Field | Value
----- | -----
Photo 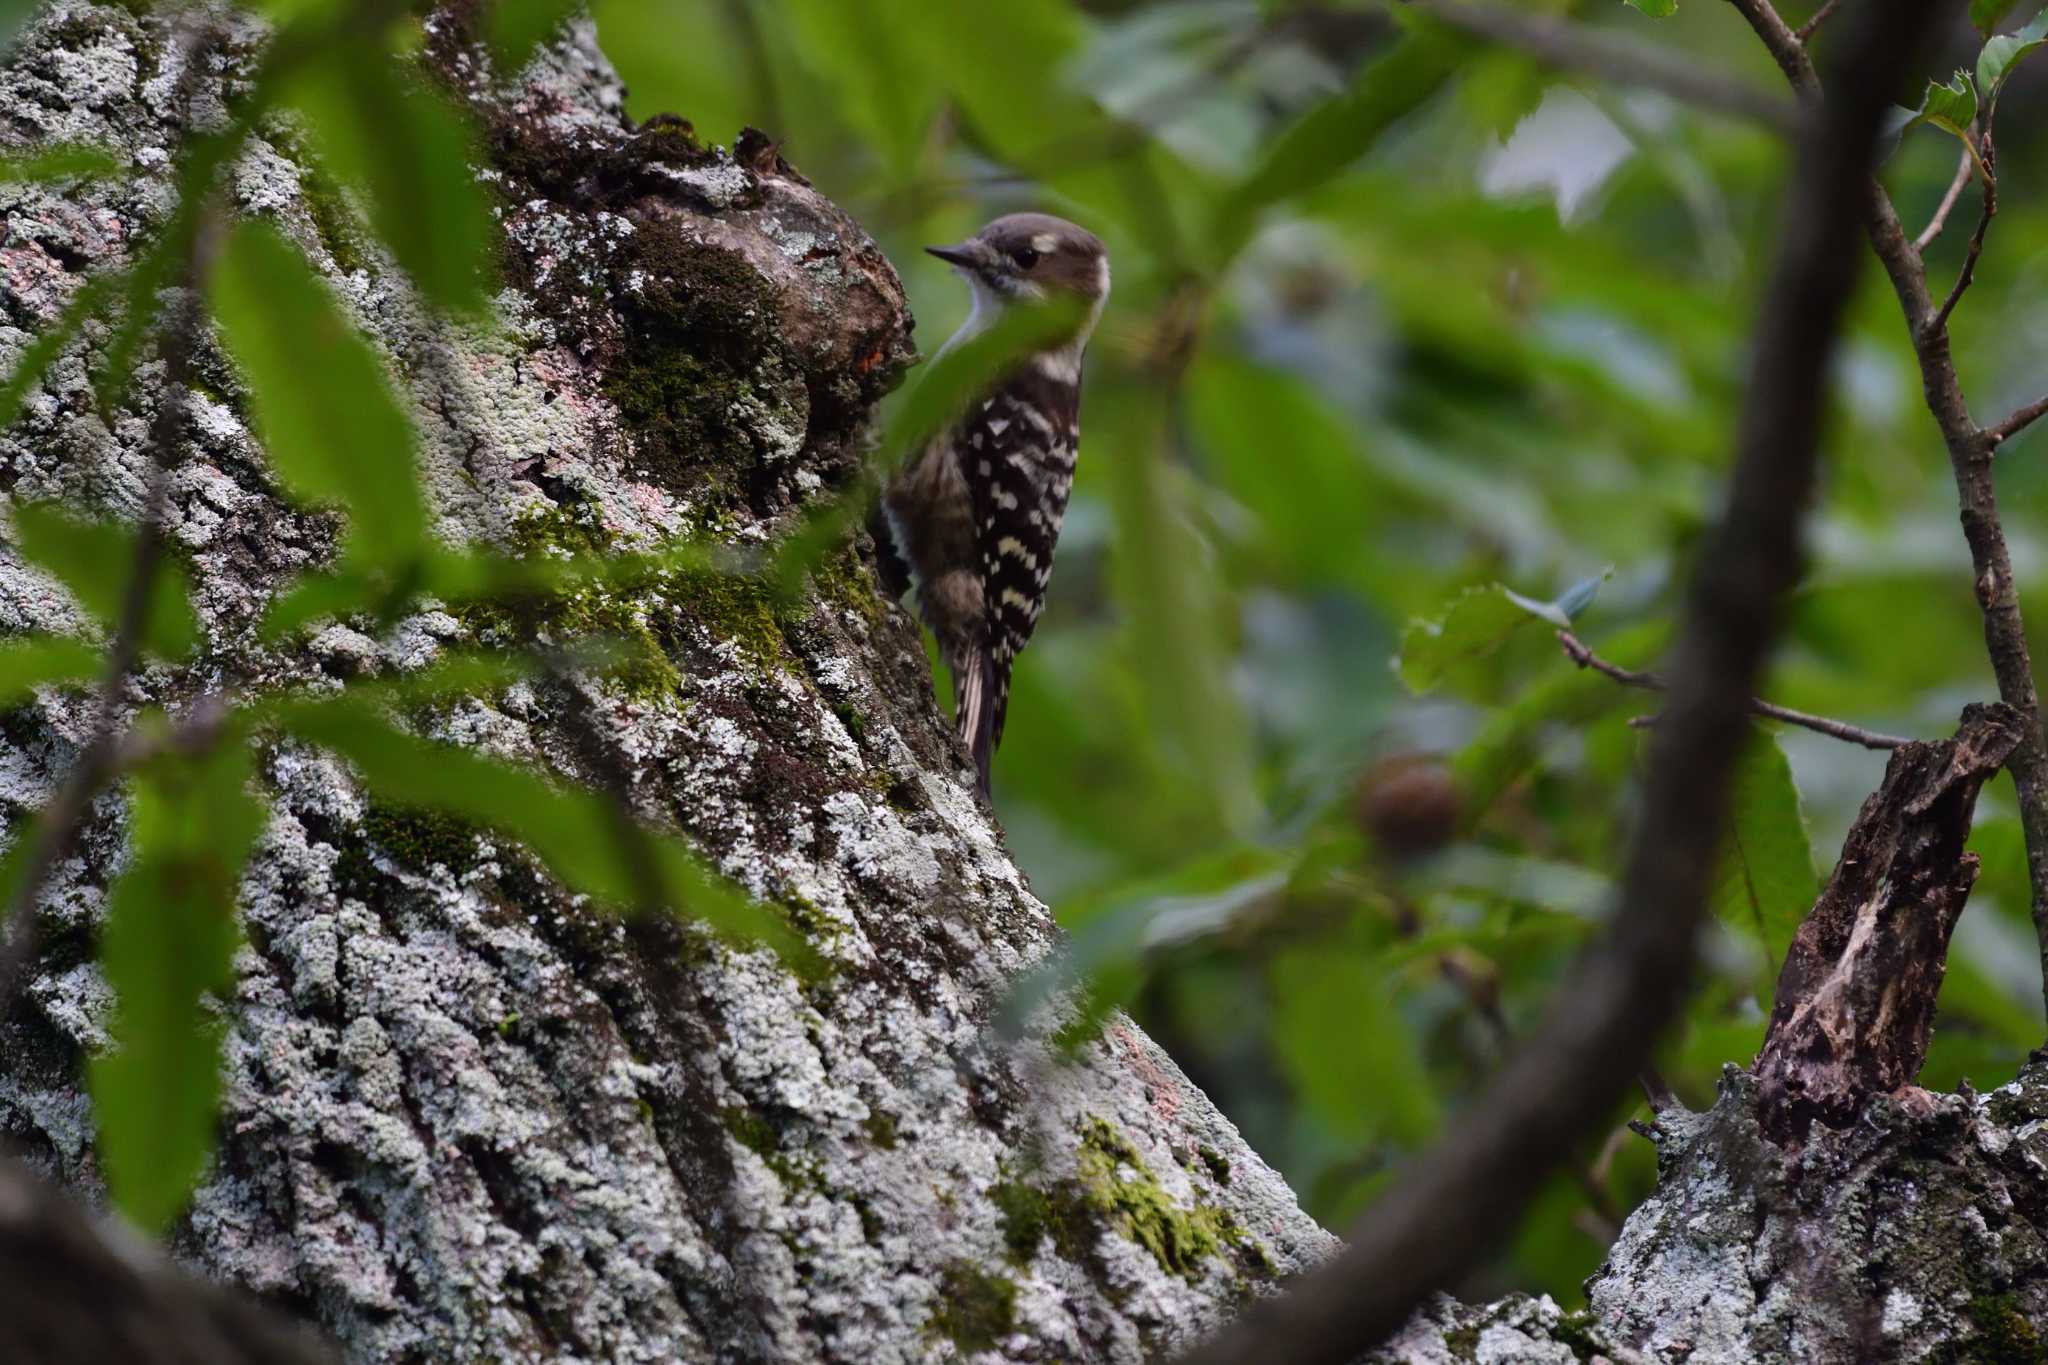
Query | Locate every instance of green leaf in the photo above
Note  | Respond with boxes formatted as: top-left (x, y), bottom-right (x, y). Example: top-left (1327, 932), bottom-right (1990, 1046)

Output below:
top-left (210, 221), bottom-right (428, 567)
top-left (1270, 946), bottom-right (1437, 1146)
top-left (0, 0), bottom-right (37, 51)
top-left (270, 697), bottom-right (804, 961)
top-left (281, 51), bottom-right (493, 313)
top-left (1396, 582), bottom-right (1578, 696)
top-left (892, 0), bottom-right (1090, 164)
top-left (11, 504), bottom-right (199, 658)
top-left (91, 736), bottom-right (266, 1234)
top-left (781, 0), bottom-right (938, 177)
top-left (1451, 621), bottom-right (1666, 821)
top-left (1974, 0), bottom-right (2023, 36)
top-left (1213, 23), bottom-right (1462, 262)
top-left (1978, 12), bottom-right (2048, 100)
top-left (0, 636), bottom-right (101, 703)
top-left (1903, 71), bottom-right (1980, 143)
top-left (490, 0), bottom-right (583, 71)
top-left (0, 268), bottom-right (122, 434)
top-left (1623, 0), bottom-right (1678, 15)
top-left (0, 142), bottom-right (122, 183)
top-left (1708, 731), bottom-right (1818, 998)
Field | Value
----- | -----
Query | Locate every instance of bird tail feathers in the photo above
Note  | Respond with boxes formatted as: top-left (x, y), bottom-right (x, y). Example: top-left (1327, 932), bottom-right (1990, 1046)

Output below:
top-left (954, 646), bottom-right (1001, 801)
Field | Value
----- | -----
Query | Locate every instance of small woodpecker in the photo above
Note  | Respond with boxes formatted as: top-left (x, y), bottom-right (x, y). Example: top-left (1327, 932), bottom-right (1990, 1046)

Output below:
top-left (875, 213), bottom-right (1110, 799)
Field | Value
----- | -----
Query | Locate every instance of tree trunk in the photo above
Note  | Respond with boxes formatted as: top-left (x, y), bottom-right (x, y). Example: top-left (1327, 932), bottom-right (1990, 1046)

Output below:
top-left (0, 6), bottom-right (1334, 1361)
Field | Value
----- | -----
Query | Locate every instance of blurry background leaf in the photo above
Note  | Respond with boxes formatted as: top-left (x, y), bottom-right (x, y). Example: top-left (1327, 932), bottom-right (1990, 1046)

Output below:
top-left (1979, 11), bottom-right (2048, 101)
top-left (90, 738), bottom-right (266, 1234)
top-left (0, 142), bottom-right (122, 182)
top-left (490, 0), bottom-right (583, 72)
top-left (0, 637), bottom-right (102, 704)
top-left (1975, 0), bottom-right (2025, 35)
top-left (271, 697), bottom-right (800, 959)
top-left (10, 504), bottom-right (199, 658)
top-left (1707, 731), bottom-right (1819, 999)
top-left (280, 49), bottom-right (493, 313)
top-left (210, 221), bottom-right (428, 568)
top-left (1270, 944), bottom-right (1438, 1148)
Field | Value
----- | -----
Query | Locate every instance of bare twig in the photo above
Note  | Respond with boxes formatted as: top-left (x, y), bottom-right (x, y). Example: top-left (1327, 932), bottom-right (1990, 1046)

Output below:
top-left (1794, 0), bottom-right (1843, 41)
top-left (1734, 0), bottom-right (2048, 1015)
top-left (1915, 145), bottom-right (1977, 251)
top-left (1416, 0), bottom-right (1799, 130)
top-left (1929, 136), bottom-right (1996, 337)
top-left (1557, 630), bottom-right (1911, 749)
top-left (1175, 5), bottom-right (1940, 1361)
top-left (1988, 395), bottom-right (2048, 448)
top-left (1727, 0), bottom-right (1821, 95)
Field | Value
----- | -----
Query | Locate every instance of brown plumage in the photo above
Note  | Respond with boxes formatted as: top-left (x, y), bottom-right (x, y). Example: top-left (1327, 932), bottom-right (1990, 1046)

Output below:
top-left (876, 213), bottom-right (1109, 799)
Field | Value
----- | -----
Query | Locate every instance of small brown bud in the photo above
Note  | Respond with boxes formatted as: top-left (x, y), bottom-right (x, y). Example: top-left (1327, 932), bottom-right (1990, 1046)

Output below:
top-left (1355, 754), bottom-right (1461, 859)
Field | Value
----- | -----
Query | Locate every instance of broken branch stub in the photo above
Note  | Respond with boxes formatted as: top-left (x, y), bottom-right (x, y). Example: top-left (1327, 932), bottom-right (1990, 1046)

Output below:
top-left (1755, 702), bottom-right (2023, 1145)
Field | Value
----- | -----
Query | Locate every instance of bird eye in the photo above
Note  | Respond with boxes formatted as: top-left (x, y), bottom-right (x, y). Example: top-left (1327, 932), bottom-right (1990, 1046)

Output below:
top-left (1011, 247), bottom-right (1040, 270)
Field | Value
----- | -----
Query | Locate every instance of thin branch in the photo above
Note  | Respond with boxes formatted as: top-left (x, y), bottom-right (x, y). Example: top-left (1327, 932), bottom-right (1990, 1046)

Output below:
top-left (1794, 0), bottom-right (1843, 41)
top-left (0, 1153), bottom-right (338, 1364)
top-left (1727, 0), bottom-right (1821, 96)
top-left (1557, 630), bottom-right (1911, 749)
top-left (1929, 135), bottom-right (1996, 337)
top-left (1176, 4), bottom-right (1940, 1361)
top-left (1915, 145), bottom-right (1977, 251)
top-left (1415, 0), bottom-right (1800, 130)
top-left (1735, 0), bottom-right (2048, 1016)
top-left (1988, 395), bottom-right (2048, 448)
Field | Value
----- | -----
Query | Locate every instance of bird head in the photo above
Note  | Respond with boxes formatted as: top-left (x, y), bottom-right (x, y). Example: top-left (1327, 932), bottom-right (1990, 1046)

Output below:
top-left (926, 213), bottom-right (1109, 317)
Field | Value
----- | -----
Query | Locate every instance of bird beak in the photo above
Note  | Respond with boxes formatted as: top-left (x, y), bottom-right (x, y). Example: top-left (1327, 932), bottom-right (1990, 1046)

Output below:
top-left (925, 241), bottom-right (984, 270)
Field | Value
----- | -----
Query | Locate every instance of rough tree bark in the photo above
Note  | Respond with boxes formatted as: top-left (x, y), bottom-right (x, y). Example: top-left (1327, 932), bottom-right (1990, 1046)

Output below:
top-left (0, 6), bottom-right (1335, 1361)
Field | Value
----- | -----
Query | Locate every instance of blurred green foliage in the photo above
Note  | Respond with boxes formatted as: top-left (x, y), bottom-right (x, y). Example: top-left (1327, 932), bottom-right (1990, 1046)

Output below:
top-left (5, 0), bottom-right (2048, 1313)
top-left (594, 0), bottom-right (2048, 1302)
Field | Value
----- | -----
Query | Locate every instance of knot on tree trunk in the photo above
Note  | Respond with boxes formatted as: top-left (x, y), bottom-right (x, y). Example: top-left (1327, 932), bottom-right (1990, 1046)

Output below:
top-left (1755, 701), bottom-right (2024, 1146)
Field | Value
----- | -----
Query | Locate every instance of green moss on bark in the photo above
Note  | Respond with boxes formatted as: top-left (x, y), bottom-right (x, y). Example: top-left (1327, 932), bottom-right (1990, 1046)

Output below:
top-left (929, 1262), bottom-right (1018, 1354)
top-left (604, 218), bottom-right (808, 504)
top-left (992, 1118), bottom-right (1266, 1284)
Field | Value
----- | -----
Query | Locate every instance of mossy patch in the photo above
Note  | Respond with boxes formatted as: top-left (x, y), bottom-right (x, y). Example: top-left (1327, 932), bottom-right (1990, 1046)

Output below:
top-left (297, 158), bottom-right (371, 276)
top-left (459, 502), bottom-right (685, 703)
top-left (1963, 1293), bottom-right (2047, 1365)
top-left (993, 1119), bottom-right (1262, 1283)
top-left (670, 566), bottom-right (794, 670)
top-left (334, 804), bottom-right (482, 893)
top-left (861, 1109), bottom-right (899, 1149)
top-left (603, 217), bottom-right (808, 505)
top-left (928, 1261), bottom-right (1017, 1355)
top-left (1078, 1118), bottom-right (1254, 1279)
top-left (721, 1106), bottom-right (810, 1187)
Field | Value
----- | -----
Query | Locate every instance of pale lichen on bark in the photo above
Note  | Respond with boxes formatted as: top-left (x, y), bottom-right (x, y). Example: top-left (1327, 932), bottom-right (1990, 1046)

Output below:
top-left (0, 5), bottom-right (1334, 1361)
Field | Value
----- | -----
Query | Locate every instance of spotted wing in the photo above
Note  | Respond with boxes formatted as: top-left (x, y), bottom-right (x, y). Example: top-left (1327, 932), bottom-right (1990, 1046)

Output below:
top-left (967, 369), bottom-right (1081, 751)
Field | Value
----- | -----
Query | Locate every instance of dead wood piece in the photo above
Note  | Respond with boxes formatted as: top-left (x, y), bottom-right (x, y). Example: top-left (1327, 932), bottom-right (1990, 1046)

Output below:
top-left (1755, 702), bottom-right (2023, 1145)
